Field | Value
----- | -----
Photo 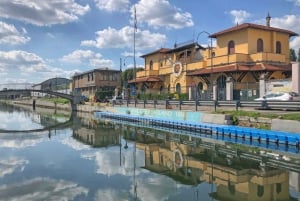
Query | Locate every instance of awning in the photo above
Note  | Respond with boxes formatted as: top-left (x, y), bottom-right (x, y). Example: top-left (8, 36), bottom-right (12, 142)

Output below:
top-left (187, 63), bottom-right (292, 76)
top-left (128, 76), bottom-right (162, 84)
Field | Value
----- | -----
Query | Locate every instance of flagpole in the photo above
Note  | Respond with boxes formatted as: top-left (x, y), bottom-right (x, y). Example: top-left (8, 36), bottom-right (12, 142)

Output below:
top-left (133, 6), bottom-right (137, 98)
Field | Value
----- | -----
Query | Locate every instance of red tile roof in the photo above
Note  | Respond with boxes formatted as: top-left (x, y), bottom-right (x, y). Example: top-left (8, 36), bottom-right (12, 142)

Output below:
top-left (128, 76), bottom-right (162, 83)
top-left (140, 48), bottom-right (170, 58)
top-left (210, 23), bottom-right (298, 38)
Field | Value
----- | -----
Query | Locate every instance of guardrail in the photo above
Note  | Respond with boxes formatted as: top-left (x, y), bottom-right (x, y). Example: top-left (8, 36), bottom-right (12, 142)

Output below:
top-left (111, 99), bottom-right (300, 111)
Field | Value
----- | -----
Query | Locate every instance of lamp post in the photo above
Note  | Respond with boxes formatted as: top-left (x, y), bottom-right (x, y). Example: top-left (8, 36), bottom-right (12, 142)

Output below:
top-left (123, 55), bottom-right (135, 99)
top-left (196, 31), bottom-right (213, 100)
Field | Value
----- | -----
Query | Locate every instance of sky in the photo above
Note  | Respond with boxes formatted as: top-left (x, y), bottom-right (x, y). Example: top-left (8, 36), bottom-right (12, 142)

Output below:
top-left (0, 0), bottom-right (300, 86)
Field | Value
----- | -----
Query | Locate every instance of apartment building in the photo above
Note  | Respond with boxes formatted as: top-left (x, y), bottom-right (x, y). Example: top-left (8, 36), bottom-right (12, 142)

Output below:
top-left (72, 68), bottom-right (121, 100)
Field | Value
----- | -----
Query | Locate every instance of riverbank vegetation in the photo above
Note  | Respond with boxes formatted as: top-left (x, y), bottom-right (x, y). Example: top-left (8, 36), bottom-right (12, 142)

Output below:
top-left (215, 110), bottom-right (300, 121)
top-left (40, 97), bottom-right (69, 104)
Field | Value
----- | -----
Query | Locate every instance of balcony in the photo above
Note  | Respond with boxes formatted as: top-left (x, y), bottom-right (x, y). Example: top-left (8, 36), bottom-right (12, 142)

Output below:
top-left (207, 52), bottom-right (286, 67)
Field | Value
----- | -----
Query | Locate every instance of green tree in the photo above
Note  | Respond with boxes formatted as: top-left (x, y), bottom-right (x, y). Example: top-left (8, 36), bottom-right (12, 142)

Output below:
top-left (290, 48), bottom-right (297, 61)
top-left (121, 67), bottom-right (144, 88)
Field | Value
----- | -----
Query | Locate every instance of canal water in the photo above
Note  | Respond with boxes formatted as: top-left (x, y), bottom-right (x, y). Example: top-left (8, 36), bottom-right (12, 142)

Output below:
top-left (0, 102), bottom-right (300, 201)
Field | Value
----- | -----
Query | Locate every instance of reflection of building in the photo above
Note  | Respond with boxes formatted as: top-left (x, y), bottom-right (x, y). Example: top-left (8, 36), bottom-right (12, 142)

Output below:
top-left (290, 172), bottom-right (300, 192)
top-left (130, 14), bottom-right (298, 101)
top-left (72, 118), bottom-right (120, 147)
top-left (72, 68), bottom-right (121, 99)
top-left (134, 127), bottom-right (295, 201)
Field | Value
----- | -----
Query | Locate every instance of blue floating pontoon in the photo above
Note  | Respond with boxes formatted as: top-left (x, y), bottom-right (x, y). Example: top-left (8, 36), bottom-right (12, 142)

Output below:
top-left (96, 111), bottom-right (300, 151)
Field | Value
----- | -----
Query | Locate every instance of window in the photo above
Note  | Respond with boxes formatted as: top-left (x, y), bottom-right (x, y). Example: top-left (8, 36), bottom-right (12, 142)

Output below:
top-left (276, 183), bottom-right (282, 194)
top-left (276, 41), bottom-right (282, 54)
top-left (149, 60), bottom-right (153, 70)
top-left (228, 40), bottom-right (235, 54)
top-left (257, 38), bottom-right (264, 52)
top-left (257, 185), bottom-right (264, 197)
top-left (176, 83), bottom-right (181, 94)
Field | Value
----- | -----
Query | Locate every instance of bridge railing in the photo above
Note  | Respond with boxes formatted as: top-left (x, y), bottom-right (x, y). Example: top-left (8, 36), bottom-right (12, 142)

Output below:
top-left (111, 99), bottom-right (300, 111)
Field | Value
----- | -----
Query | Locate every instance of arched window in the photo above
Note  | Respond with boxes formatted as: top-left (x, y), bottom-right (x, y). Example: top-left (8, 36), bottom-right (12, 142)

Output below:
top-left (228, 40), bottom-right (235, 54)
top-left (197, 82), bottom-right (203, 92)
top-left (217, 75), bottom-right (226, 100)
top-left (257, 38), bottom-right (264, 52)
top-left (176, 83), bottom-right (181, 94)
top-left (276, 183), bottom-right (282, 194)
top-left (149, 60), bottom-right (153, 70)
top-left (257, 185), bottom-right (264, 197)
top-left (276, 41), bottom-right (282, 54)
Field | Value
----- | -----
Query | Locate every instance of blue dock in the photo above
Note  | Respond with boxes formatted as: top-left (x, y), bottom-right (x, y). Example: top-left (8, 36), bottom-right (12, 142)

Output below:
top-left (96, 111), bottom-right (300, 151)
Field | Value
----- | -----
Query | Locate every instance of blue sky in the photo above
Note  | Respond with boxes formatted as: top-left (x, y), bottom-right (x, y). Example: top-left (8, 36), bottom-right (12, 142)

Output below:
top-left (0, 0), bottom-right (300, 85)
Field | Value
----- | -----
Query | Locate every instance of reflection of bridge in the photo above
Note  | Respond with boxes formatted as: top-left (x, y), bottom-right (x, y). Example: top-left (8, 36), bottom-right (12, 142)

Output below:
top-left (0, 117), bottom-right (74, 133)
top-left (0, 89), bottom-right (81, 111)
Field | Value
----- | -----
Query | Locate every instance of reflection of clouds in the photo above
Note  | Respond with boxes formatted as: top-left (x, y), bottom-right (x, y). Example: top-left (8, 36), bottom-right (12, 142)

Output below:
top-left (134, 175), bottom-right (181, 201)
top-left (0, 157), bottom-right (28, 177)
top-left (81, 145), bottom-right (145, 176)
top-left (94, 189), bottom-right (130, 201)
top-left (0, 112), bottom-right (43, 130)
top-left (0, 133), bottom-right (45, 149)
top-left (61, 137), bottom-right (91, 151)
top-left (0, 177), bottom-right (88, 201)
top-left (93, 169), bottom-right (184, 201)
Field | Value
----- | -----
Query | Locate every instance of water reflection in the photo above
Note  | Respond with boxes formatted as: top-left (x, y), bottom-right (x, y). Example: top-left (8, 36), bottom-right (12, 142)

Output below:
top-left (0, 102), bottom-right (71, 132)
top-left (0, 103), bottom-right (299, 200)
top-left (73, 114), bottom-right (300, 201)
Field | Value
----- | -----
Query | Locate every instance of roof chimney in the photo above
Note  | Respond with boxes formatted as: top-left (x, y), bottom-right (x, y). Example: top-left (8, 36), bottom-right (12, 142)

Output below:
top-left (266, 12), bottom-right (271, 27)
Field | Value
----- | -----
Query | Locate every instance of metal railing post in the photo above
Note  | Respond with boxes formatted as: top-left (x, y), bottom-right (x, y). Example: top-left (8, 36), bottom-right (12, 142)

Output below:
top-left (179, 100), bottom-right (182, 110)
top-left (214, 100), bottom-right (218, 112)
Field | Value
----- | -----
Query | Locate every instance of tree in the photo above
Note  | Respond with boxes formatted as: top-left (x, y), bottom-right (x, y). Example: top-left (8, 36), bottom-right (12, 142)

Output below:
top-left (290, 48), bottom-right (297, 62)
top-left (298, 48), bottom-right (300, 62)
top-left (121, 67), bottom-right (144, 88)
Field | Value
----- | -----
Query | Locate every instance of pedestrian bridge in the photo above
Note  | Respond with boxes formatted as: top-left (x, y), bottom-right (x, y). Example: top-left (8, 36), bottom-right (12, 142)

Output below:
top-left (0, 89), bottom-right (81, 111)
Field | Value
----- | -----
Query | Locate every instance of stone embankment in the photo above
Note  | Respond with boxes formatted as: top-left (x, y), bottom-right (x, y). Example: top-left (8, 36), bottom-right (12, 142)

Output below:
top-left (5, 98), bottom-right (300, 134)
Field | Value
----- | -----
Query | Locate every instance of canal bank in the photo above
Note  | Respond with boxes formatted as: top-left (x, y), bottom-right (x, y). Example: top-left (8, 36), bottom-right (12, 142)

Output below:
top-left (4, 98), bottom-right (300, 134)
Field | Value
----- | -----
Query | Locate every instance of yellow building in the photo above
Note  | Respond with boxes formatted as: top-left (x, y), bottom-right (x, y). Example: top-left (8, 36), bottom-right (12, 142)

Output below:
top-left (129, 14), bottom-right (298, 100)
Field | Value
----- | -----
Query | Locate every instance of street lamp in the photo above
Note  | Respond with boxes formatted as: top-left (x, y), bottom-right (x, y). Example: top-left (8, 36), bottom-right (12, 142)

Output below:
top-left (196, 31), bottom-right (213, 100)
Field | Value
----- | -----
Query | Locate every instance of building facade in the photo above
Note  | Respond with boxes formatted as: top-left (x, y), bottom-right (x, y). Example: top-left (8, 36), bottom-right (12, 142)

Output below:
top-left (72, 68), bottom-right (121, 100)
top-left (130, 14), bottom-right (298, 101)
top-left (32, 77), bottom-right (72, 97)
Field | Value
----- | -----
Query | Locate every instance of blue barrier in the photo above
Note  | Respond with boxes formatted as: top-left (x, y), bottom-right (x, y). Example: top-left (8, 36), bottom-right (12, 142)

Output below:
top-left (96, 111), bottom-right (300, 150)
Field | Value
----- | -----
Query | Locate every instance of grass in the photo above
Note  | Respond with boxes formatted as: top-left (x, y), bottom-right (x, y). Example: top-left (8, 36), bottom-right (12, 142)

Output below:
top-left (40, 97), bottom-right (70, 104)
top-left (214, 110), bottom-right (300, 121)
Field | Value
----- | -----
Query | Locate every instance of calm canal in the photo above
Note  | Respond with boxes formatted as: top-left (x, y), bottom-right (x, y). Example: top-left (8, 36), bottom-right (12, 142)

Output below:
top-left (0, 102), bottom-right (300, 201)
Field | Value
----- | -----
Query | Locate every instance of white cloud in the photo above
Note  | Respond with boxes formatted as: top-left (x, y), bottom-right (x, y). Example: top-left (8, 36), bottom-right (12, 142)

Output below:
top-left (229, 10), bottom-right (251, 24)
top-left (81, 147), bottom-right (145, 176)
top-left (133, 0), bottom-right (194, 29)
top-left (94, 189), bottom-right (130, 201)
top-left (0, 157), bottom-right (28, 178)
top-left (81, 26), bottom-right (167, 50)
top-left (0, 21), bottom-right (30, 45)
top-left (270, 15), bottom-right (300, 34)
top-left (0, 177), bottom-right (88, 201)
top-left (61, 137), bottom-right (91, 151)
top-left (286, 0), bottom-right (300, 6)
top-left (0, 50), bottom-right (47, 73)
top-left (0, 50), bottom-right (80, 83)
top-left (262, 15), bottom-right (300, 51)
top-left (0, 1), bottom-right (90, 26)
top-left (95, 0), bottom-right (130, 12)
top-left (61, 50), bottom-right (113, 68)
top-left (291, 37), bottom-right (300, 51)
